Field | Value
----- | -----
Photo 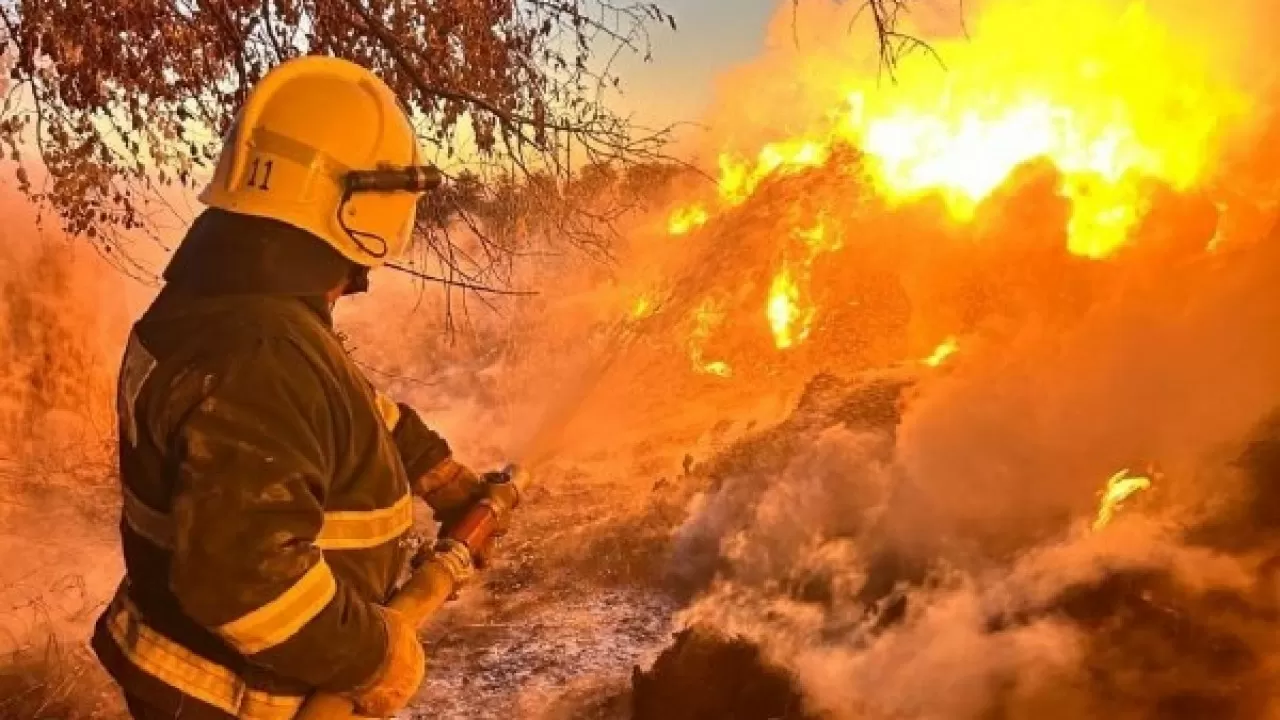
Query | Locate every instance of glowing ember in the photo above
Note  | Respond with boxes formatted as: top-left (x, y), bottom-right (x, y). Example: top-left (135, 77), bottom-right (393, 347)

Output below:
top-left (668, 205), bottom-right (709, 235)
top-left (630, 295), bottom-right (656, 320)
top-left (1092, 468), bottom-right (1152, 531)
top-left (690, 299), bottom-right (732, 377)
top-left (922, 337), bottom-right (959, 367)
top-left (701, 360), bottom-right (732, 378)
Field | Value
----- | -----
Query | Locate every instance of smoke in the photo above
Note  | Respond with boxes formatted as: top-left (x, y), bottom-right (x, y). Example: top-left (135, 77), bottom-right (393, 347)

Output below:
top-left (0, 191), bottom-right (134, 716)
top-left (314, 3), bottom-right (1280, 716)
top-left (1, 3), bottom-right (1276, 716)
top-left (891, 231), bottom-right (1280, 553)
top-left (0, 196), bottom-right (129, 462)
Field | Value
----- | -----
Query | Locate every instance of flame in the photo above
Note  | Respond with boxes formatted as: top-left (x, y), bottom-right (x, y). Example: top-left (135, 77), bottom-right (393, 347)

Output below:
top-left (767, 266), bottom-right (808, 350)
top-left (719, 140), bottom-right (830, 205)
top-left (682, 0), bottom-right (1247, 260)
top-left (923, 337), bottom-right (959, 367)
top-left (1092, 468), bottom-right (1152, 531)
top-left (765, 220), bottom-right (839, 349)
top-left (700, 360), bottom-right (733, 378)
top-left (662, 0), bottom-right (1252, 363)
top-left (690, 299), bottom-right (733, 377)
top-left (850, 0), bottom-right (1247, 257)
top-left (668, 205), bottom-right (709, 235)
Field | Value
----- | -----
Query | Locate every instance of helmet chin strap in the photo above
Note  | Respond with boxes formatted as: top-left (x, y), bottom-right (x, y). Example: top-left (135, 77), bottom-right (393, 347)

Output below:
top-left (335, 189), bottom-right (391, 261)
top-left (336, 164), bottom-right (442, 264)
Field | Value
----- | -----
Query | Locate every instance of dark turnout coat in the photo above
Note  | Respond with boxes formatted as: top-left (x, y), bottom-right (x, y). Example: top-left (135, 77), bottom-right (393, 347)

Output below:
top-left (92, 211), bottom-right (470, 719)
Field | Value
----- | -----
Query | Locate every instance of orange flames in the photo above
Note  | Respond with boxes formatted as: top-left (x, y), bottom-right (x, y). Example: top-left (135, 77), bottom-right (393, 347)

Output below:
top-left (668, 205), bottom-right (709, 236)
top-left (630, 295), bottom-right (656, 320)
top-left (765, 220), bottom-right (841, 349)
top-left (766, 267), bottom-right (806, 350)
top-left (843, 0), bottom-right (1247, 258)
top-left (719, 141), bottom-right (829, 206)
top-left (661, 0), bottom-right (1253, 372)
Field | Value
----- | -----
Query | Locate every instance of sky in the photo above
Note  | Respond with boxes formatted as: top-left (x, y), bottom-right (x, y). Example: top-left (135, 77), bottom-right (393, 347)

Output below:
top-left (609, 0), bottom-right (781, 128)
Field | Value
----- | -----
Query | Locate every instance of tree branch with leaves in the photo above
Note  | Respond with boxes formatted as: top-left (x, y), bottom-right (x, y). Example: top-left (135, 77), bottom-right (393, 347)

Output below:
top-left (0, 0), bottom-right (680, 292)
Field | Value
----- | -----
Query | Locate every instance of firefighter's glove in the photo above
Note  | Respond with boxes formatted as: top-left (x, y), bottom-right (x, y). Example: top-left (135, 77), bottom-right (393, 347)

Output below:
top-left (414, 457), bottom-right (485, 533)
top-left (350, 607), bottom-right (425, 717)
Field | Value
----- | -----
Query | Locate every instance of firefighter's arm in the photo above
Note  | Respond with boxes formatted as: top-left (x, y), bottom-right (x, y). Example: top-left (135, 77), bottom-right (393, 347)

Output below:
top-left (388, 402), bottom-right (485, 530)
top-left (166, 338), bottom-right (398, 693)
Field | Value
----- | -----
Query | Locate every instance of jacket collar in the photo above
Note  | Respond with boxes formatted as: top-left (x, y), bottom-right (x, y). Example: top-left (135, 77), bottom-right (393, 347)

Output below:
top-left (162, 209), bottom-right (355, 327)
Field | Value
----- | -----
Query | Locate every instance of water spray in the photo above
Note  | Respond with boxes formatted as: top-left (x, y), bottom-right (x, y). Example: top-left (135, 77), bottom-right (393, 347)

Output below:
top-left (296, 307), bottom-right (651, 720)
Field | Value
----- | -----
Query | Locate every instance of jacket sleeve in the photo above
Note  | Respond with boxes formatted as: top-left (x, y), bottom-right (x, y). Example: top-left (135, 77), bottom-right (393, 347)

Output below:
top-left (166, 337), bottom-right (387, 692)
top-left (390, 404), bottom-right (484, 528)
top-left (389, 402), bottom-right (451, 480)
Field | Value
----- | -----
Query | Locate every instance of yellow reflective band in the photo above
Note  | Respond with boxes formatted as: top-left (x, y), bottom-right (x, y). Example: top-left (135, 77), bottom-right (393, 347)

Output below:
top-left (314, 493), bottom-right (414, 551)
top-left (217, 560), bottom-right (338, 656)
top-left (121, 485), bottom-right (174, 549)
top-left (241, 690), bottom-right (306, 720)
top-left (104, 590), bottom-right (304, 719)
top-left (374, 391), bottom-right (402, 432)
top-left (121, 487), bottom-right (411, 554)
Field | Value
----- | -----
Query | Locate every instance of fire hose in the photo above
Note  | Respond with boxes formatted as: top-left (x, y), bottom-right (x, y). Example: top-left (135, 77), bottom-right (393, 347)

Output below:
top-left (295, 464), bottom-right (528, 720)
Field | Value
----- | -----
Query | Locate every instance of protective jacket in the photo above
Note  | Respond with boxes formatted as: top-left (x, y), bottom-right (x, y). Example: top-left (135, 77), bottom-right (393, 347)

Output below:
top-left (92, 210), bottom-right (475, 719)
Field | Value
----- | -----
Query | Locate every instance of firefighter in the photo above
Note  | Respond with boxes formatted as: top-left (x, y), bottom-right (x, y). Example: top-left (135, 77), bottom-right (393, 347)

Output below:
top-left (91, 56), bottom-right (486, 719)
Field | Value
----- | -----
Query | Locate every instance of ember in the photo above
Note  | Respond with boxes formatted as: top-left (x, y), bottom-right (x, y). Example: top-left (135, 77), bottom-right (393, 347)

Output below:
top-left (1092, 468), bottom-right (1153, 531)
top-left (922, 337), bottom-right (959, 368)
top-left (668, 205), bottom-right (709, 236)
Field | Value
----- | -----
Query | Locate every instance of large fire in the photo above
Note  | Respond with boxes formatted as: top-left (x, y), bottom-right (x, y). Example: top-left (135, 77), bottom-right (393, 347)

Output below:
top-left (844, 0), bottom-right (1248, 258)
top-left (663, 0), bottom-right (1254, 356)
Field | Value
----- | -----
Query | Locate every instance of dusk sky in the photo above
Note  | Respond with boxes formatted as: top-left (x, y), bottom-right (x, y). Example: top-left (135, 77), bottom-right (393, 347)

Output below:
top-left (611, 0), bottom-right (781, 126)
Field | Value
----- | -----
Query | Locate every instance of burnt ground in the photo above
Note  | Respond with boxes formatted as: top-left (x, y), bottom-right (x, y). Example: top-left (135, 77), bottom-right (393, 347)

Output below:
top-left (409, 465), bottom-right (686, 719)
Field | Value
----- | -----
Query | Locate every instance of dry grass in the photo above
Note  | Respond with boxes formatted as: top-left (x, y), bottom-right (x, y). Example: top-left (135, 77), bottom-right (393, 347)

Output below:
top-left (0, 627), bottom-right (122, 720)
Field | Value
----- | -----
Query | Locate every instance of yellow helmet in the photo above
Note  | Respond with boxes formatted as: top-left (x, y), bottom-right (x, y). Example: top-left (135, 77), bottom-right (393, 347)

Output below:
top-left (199, 56), bottom-right (438, 267)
